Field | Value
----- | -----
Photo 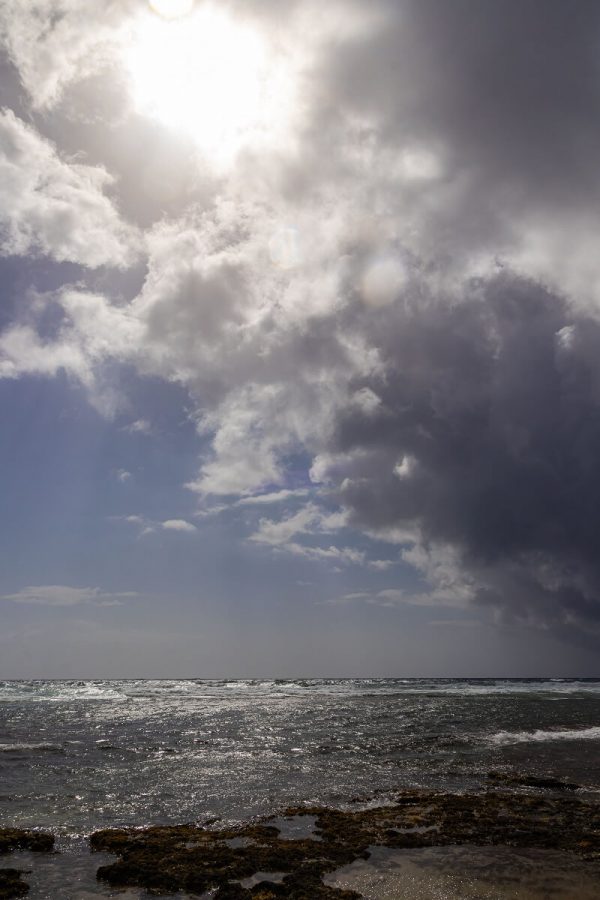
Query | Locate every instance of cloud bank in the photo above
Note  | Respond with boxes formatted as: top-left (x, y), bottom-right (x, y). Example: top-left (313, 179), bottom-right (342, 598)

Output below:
top-left (1, 586), bottom-right (138, 607)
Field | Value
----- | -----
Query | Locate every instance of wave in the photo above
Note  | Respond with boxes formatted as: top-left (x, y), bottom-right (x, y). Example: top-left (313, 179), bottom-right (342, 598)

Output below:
top-left (489, 726), bottom-right (600, 746)
top-left (0, 742), bottom-right (63, 753)
top-left (0, 681), bottom-right (127, 703)
top-left (1, 678), bottom-right (600, 703)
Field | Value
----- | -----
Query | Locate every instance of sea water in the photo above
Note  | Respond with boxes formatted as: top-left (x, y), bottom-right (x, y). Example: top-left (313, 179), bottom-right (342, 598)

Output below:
top-left (1, 678), bottom-right (600, 897)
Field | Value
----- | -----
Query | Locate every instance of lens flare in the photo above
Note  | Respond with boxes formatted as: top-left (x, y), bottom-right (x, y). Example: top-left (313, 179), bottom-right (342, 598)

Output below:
top-left (268, 226), bottom-right (300, 270)
top-left (361, 256), bottom-right (407, 307)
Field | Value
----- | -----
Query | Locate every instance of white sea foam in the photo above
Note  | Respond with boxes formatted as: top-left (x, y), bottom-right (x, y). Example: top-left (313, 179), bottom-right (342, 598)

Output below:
top-left (1, 678), bottom-right (600, 704)
top-left (0, 742), bottom-right (62, 752)
top-left (0, 681), bottom-right (127, 702)
top-left (489, 726), bottom-right (600, 746)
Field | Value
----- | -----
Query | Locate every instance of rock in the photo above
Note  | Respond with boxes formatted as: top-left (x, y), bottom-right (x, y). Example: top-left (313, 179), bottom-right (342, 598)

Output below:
top-left (0, 869), bottom-right (29, 899)
top-left (0, 831), bottom-right (54, 854)
top-left (0, 828), bottom-right (53, 897)
top-left (486, 771), bottom-right (580, 791)
top-left (90, 788), bottom-right (600, 896)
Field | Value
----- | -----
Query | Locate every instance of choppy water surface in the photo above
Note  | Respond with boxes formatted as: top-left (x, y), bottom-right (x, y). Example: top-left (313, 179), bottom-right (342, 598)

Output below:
top-left (1, 678), bottom-right (600, 897)
top-left (2, 677), bottom-right (600, 834)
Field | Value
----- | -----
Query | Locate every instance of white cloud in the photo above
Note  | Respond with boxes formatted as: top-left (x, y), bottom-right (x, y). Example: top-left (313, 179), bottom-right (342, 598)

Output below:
top-left (368, 559), bottom-right (395, 571)
top-left (0, 0), bottom-right (135, 111)
top-left (394, 455), bottom-right (417, 480)
top-left (333, 589), bottom-right (405, 607)
top-left (199, 488), bottom-right (313, 518)
top-left (116, 515), bottom-right (196, 535)
top-left (285, 543), bottom-right (366, 565)
top-left (1, 585), bottom-right (138, 607)
top-left (116, 469), bottom-right (132, 482)
top-left (0, 323), bottom-right (87, 380)
top-left (0, 110), bottom-right (139, 267)
top-left (0, 291), bottom-right (142, 414)
top-left (250, 503), bottom-right (344, 546)
top-left (124, 419), bottom-right (153, 435)
top-left (161, 519), bottom-right (197, 533)
top-left (333, 587), bottom-right (453, 608)
top-left (400, 543), bottom-right (475, 609)
top-left (236, 488), bottom-right (311, 506)
top-left (249, 502), bottom-right (391, 568)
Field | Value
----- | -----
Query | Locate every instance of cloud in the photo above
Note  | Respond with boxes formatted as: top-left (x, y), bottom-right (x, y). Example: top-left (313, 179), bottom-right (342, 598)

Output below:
top-left (249, 501), bottom-right (392, 568)
top-left (116, 515), bottom-right (197, 535)
top-left (285, 542), bottom-right (366, 566)
top-left (250, 504), bottom-right (331, 546)
top-left (161, 519), bottom-right (197, 533)
top-left (1, 585), bottom-right (138, 607)
top-left (3, 0), bottom-right (600, 645)
top-left (124, 419), bottom-right (153, 436)
top-left (317, 278), bottom-right (600, 631)
top-left (0, 0), bottom-right (136, 111)
top-left (333, 589), bottom-right (405, 608)
top-left (236, 488), bottom-right (311, 506)
top-left (0, 109), bottom-right (139, 267)
top-left (196, 488), bottom-right (313, 519)
top-left (116, 469), bottom-right (132, 483)
top-left (333, 586), bottom-right (466, 609)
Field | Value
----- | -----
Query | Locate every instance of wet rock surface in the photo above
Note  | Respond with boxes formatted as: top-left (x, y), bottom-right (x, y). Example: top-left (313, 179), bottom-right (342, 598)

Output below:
top-left (0, 831), bottom-right (54, 898)
top-left (0, 833), bottom-right (54, 855)
top-left (90, 787), bottom-right (600, 897)
top-left (0, 869), bottom-right (29, 899)
top-left (486, 771), bottom-right (581, 791)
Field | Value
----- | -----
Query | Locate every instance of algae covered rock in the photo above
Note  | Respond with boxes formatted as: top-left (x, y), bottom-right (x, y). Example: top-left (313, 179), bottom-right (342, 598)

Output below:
top-left (0, 831), bottom-right (54, 854)
top-left (0, 828), bottom-right (54, 897)
top-left (0, 869), bottom-right (29, 899)
top-left (90, 788), bottom-right (600, 896)
top-left (92, 819), bottom-right (361, 897)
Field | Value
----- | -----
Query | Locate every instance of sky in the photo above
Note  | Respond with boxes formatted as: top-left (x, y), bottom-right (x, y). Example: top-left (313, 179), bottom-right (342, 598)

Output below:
top-left (1, 0), bottom-right (600, 678)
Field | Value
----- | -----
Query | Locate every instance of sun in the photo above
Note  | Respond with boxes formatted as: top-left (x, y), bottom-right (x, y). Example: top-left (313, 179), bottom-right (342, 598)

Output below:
top-left (124, 1), bottom-right (295, 165)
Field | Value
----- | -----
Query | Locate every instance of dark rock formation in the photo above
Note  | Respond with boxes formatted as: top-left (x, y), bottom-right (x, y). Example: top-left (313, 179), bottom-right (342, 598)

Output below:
top-left (91, 788), bottom-right (600, 897)
top-left (486, 771), bottom-right (580, 791)
top-left (0, 869), bottom-right (29, 899)
top-left (0, 829), bottom-right (54, 898)
top-left (0, 831), bottom-right (54, 854)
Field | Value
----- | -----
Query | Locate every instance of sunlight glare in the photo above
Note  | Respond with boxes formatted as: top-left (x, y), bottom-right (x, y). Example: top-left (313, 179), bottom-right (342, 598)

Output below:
top-left (127, 5), bottom-right (294, 164)
top-left (149, 0), bottom-right (194, 19)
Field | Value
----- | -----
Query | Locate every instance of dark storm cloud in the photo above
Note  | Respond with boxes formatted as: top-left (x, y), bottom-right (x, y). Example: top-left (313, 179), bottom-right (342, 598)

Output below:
top-left (322, 0), bottom-right (600, 203)
top-left (316, 274), bottom-right (600, 633)
top-left (282, 0), bottom-right (600, 639)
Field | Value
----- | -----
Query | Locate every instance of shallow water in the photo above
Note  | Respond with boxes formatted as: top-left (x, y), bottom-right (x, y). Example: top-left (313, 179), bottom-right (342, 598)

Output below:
top-left (327, 846), bottom-right (600, 899)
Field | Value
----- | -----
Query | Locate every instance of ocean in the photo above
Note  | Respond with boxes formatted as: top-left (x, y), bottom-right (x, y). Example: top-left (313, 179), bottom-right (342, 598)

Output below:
top-left (1, 678), bottom-right (600, 897)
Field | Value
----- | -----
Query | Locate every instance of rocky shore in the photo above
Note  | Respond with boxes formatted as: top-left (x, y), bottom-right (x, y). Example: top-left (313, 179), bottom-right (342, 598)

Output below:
top-left (2, 777), bottom-right (600, 898)
top-left (90, 778), bottom-right (600, 899)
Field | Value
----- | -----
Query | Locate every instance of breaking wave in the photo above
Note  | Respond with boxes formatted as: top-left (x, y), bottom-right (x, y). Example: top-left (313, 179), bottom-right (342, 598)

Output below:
top-left (489, 726), bottom-right (600, 746)
top-left (0, 742), bottom-right (63, 753)
top-left (2, 678), bottom-right (600, 704)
